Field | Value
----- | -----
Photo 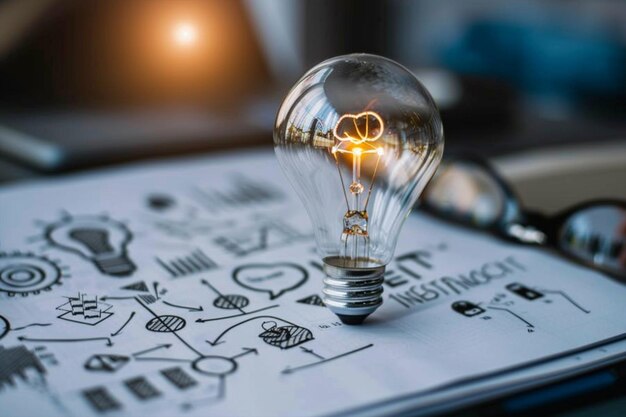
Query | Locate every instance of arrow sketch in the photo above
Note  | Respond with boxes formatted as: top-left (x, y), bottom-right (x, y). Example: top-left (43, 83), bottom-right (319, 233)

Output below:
top-left (111, 311), bottom-right (135, 337)
top-left (283, 344), bottom-right (373, 375)
top-left (196, 305), bottom-right (279, 323)
top-left (230, 347), bottom-right (258, 360)
top-left (299, 346), bottom-right (324, 360)
top-left (162, 300), bottom-right (204, 312)
top-left (539, 289), bottom-right (590, 314)
top-left (132, 344), bottom-right (172, 357)
top-left (205, 315), bottom-right (299, 346)
top-left (18, 335), bottom-right (113, 347)
top-left (488, 306), bottom-right (535, 328)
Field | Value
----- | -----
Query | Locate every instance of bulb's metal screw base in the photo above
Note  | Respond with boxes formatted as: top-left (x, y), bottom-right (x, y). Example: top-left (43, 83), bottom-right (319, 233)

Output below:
top-left (322, 257), bottom-right (384, 325)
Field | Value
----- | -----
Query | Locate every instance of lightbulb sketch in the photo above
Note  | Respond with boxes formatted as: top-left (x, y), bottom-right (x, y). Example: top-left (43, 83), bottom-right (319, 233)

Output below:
top-left (36, 213), bottom-right (136, 277)
top-left (0, 251), bottom-right (68, 297)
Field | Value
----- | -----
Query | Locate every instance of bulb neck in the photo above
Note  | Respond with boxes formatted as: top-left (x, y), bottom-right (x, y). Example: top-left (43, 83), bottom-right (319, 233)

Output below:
top-left (322, 256), bottom-right (384, 325)
top-left (94, 254), bottom-right (136, 277)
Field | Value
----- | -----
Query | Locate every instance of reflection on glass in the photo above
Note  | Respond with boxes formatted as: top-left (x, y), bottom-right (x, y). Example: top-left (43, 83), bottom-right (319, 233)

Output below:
top-left (424, 163), bottom-right (506, 227)
top-left (560, 206), bottom-right (626, 273)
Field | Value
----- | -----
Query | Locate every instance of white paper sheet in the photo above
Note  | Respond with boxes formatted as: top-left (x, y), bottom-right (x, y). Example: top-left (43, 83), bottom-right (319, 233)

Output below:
top-left (1, 150), bottom-right (625, 417)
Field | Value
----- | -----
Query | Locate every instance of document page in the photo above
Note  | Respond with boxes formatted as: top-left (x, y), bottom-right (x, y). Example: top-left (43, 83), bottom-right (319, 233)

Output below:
top-left (1, 151), bottom-right (625, 417)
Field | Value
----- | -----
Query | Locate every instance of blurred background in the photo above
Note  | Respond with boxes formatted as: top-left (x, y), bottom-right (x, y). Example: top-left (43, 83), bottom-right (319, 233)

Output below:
top-left (0, 0), bottom-right (624, 213)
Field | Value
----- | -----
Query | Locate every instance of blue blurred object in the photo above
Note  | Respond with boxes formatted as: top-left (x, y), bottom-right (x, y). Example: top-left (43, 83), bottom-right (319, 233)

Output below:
top-left (442, 19), bottom-right (626, 100)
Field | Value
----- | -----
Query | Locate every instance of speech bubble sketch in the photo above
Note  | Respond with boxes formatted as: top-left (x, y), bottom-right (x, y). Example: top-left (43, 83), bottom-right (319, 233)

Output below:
top-left (232, 263), bottom-right (308, 300)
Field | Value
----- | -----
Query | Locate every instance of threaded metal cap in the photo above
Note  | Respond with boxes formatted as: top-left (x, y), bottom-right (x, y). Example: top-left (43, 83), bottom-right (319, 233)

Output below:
top-left (322, 256), bottom-right (385, 324)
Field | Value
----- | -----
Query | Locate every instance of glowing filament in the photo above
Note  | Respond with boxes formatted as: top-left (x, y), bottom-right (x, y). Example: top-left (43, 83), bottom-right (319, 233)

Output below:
top-left (331, 111), bottom-right (385, 245)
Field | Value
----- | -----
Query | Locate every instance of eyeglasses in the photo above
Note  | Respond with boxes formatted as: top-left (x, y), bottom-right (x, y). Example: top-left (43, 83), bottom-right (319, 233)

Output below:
top-left (419, 156), bottom-right (626, 281)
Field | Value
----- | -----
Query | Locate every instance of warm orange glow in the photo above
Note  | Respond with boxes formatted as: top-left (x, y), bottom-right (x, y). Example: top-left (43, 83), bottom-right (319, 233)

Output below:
top-left (172, 22), bottom-right (198, 47)
top-left (333, 111), bottom-right (384, 156)
top-left (333, 111), bottom-right (384, 145)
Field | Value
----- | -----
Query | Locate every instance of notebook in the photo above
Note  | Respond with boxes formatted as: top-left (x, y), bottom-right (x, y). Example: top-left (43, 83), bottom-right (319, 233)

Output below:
top-left (1, 150), bottom-right (625, 417)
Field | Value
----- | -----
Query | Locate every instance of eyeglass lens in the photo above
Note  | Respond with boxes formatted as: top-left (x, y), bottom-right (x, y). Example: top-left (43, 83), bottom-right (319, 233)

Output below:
top-left (424, 162), bottom-right (507, 227)
top-left (559, 205), bottom-right (626, 276)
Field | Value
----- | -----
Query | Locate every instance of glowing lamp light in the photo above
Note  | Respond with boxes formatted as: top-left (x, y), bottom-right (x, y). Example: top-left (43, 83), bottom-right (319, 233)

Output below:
top-left (172, 22), bottom-right (198, 47)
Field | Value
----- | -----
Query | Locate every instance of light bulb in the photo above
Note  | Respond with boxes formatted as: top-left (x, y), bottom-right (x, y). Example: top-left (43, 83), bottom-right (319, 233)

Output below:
top-left (274, 54), bottom-right (444, 324)
top-left (45, 215), bottom-right (135, 277)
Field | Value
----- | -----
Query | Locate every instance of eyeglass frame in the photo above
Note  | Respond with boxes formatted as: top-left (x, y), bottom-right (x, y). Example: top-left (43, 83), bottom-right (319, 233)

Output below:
top-left (418, 154), bottom-right (626, 281)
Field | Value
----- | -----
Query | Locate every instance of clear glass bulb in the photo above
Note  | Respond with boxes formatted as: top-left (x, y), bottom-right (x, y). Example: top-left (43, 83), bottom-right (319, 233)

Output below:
top-left (274, 54), bottom-right (444, 324)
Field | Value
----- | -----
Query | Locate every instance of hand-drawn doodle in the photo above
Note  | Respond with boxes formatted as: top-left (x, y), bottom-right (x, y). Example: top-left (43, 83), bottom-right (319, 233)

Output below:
top-left (162, 300), bottom-right (203, 312)
top-left (299, 346), bottom-right (325, 360)
top-left (191, 176), bottom-right (283, 213)
top-left (185, 348), bottom-right (258, 405)
top-left (0, 315), bottom-right (9, 340)
top-left (258, 321), bottom-right (314, 349)
top-left (37, 213), bottom-right (135, 277)
top-left (111, 312), bottom-right (136, 337)
top-left (125, 376), bottom-right (162, 401)
top-left (232, 263), bottom-right (308, 300)
top-left (146, 315), bottom-right (186, 333)
top-left (506, 283), bottom-right (544, 300)
top-left (0, 252), bottom-right (67, 296)
top-left (214, 219), bottom-right (309, 257)
top-left (33, 345), bottom-right (58, 366)
top-left (132, 344), bottom-right (172, 358)
top-left (204, 315), bottom-right (312, 347)
top-left (83, 386), bottom-right (123, 413)
top-left (112, 296), bottom-right (259, 408)
top-left (191, 356), bottom-right (238, 378)
top-left (84, 354), bottom-right (130, 372)
top-left (121, 281), bottom-right (150, 292)
top-left (56, 293), bottom-right (114, 326)
top-left (135, 298), bottom-right (203, 357)
top-left (138, 294), bottom-right (158, 304)
top-left (0, 345), bottom-right (47, 390)
top-left (156, 248), bottom-right (218, 278)
top-left (282, 344), bottom-right (374, 375)
top-left (161, 367), bottom-right (198, 390)
top-left (196, 280), bottom-right (278, 324)
top-left (488, 306), bottom-right (535, 330)
top-left (103, 296), bottom-right (247, 407)
top-left (18, 335), bottom-right (113, 347)
top-left (191, 349), bottom-right (257, 378)
top-left (490, 293), bottom-right (507, 304)
top-left (452, 296), bottom-right (535, 331)
top-left (146, 194), bottom-right (176, 211)
top-left (107, 280), bottom-right (163, 302)
top-left (10, 323), bottom-right (52, 331)
top-left (120, 293), bottom-right (260, 406)
top-left (103, 294), bottom-right (157, 304)
top-left (533, 287), bottom-right (590, 314)
top-left (296, 294), bottom-right (325, 307)
top-left (213, 294), bottom-right (249, 310)
top-left (114, 349), bottom-right (257, 411)
top-left (154, 281), bottom-right (166, 297)
top-left (451, 301), bottom-right (486, 318)
top-left (151, 216), bottom-right (233, 240)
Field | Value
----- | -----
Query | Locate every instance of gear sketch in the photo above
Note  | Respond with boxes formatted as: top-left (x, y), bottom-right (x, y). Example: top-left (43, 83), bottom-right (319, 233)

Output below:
top-left (0, 252), bottom-right (67, 297)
